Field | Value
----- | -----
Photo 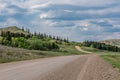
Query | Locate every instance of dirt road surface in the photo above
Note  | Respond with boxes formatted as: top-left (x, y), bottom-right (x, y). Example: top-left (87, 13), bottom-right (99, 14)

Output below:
top-left (0, 54), bottom-right (120, 80)
top-left (75, 46), bottom-right (93, 54)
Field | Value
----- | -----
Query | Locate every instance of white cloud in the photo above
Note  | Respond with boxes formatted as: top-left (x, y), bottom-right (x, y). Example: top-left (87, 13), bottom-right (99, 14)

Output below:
top-left (40, 13), bottom-right (54, 19)
top-left (31, 2), bottom-right (52, 9)
top-left (113, 25), bottom-right (120, 28)
top-left (64, 10), bottom-right (73, 13)
top-left (80, 28), bottom-right (88, 31)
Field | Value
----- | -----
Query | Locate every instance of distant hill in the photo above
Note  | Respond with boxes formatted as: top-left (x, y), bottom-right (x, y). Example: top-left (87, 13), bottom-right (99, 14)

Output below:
top-left (0, 26), bottom-right (29, 35)
top-left (100, 39), bottom-right (120, 47)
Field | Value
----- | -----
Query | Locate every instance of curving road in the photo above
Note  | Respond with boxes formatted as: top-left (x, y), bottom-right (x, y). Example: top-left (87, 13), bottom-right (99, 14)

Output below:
top-left (0, 50), bottom-right (120, 80)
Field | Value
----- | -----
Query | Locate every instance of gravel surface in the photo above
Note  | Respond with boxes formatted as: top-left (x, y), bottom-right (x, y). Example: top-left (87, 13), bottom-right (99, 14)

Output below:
top-left (0, 55), bottom-right (120, 80)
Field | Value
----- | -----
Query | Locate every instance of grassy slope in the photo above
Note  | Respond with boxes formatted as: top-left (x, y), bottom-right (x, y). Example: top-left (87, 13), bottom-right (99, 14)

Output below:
top-left (100, 39), bottom-right (120, 47)
top-left (0, 26), bottom-right (29, 34)
top-left (0, 45), bottom-right (83, 63)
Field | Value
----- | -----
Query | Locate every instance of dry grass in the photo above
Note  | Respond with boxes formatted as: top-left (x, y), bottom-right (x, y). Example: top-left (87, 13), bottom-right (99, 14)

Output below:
top-left (0, 45), bottom-right (83, 63)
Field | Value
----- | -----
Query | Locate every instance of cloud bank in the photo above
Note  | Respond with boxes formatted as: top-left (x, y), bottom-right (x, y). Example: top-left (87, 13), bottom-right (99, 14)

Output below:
top-left (0, 0), bottom-right (120, 41)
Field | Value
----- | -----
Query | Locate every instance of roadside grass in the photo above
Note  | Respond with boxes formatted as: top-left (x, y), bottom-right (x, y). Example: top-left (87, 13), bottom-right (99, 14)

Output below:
top-left (81, 46), bottom-right (120, 71)
top-left (0, 46), bottom-right (44, 63)
top-left (101, 55), bottom-right (120, 71)
top-left (0, 45), bottom-right (83, 63)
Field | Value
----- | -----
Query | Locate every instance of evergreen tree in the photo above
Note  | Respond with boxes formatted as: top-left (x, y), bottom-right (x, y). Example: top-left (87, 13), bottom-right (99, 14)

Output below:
top-left (83, 41), bottom-right (120, 52)
top-left (22, 26), bottom-right (24, 31)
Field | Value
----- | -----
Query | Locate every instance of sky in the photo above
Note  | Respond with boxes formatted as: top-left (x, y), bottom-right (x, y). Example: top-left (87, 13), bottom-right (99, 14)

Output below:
top-left (0, 0), bottom-right (120, 41)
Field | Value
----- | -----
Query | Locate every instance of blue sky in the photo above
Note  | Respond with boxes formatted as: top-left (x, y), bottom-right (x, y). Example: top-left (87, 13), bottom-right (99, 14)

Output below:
top-left (0, 0), bottom-right (120, 41)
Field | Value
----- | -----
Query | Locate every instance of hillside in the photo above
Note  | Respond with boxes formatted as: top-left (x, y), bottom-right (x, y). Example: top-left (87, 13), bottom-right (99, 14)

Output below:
top-left (0, 26), bottom-right (29, 34)
top-left (100, 39), bottom-right (120, 47)
top-left (0, 26), bottom-right (83, 63)
top-left (0, 26), bottom-right (63, 51)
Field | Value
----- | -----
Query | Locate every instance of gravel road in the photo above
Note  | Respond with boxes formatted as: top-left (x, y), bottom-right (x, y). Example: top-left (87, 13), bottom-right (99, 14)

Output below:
top-left (0, 55), bottom-right (120, 80)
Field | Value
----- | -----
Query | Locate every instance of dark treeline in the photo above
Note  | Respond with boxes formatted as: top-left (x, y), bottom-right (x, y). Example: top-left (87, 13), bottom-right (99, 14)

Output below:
top-left (1, 30), bottom-right (69, 43)
top-left (83, 41), bottom-right (120, 52)
top-left (0, 27), bottom-right (69, 51)
top-left (22, 26), bottom-right (69, 42)
top-left (33, 32), bottom-right (69, 43)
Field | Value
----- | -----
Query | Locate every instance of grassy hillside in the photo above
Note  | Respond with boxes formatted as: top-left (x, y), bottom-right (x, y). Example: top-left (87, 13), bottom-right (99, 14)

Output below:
top-left (0, 26), bottom-right (29, 34)
top-left (0, 26), bottom-right (61, 50)
top-left (100, 39), bottom-right (120, 47)
top-left (0, 26), bottom-right (84, 63)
